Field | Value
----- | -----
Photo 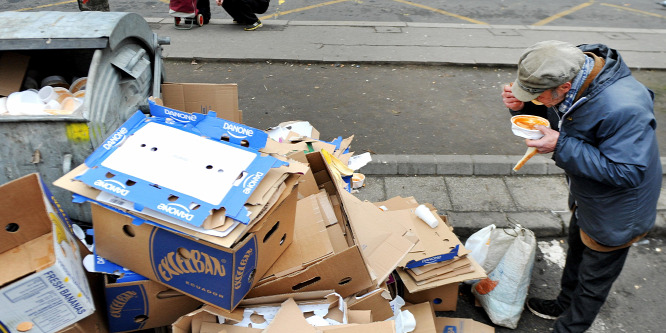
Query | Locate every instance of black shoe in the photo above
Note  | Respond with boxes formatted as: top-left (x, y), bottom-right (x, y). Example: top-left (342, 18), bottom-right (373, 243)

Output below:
top-left (526, 298), bottom-right (564, 320)
top-left (244, 20), bottom-right (263, 31)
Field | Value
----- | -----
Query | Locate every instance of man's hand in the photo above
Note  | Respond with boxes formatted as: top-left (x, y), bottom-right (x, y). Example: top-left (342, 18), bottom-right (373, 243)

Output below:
top-left (526, 125), bottom-right (559, 153)
top-left (502, 84), bottom-right (525, 111)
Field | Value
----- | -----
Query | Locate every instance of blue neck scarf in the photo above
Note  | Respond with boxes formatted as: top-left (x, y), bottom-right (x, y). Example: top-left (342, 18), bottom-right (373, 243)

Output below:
top-left (557, 54), bottom-right (594, 114)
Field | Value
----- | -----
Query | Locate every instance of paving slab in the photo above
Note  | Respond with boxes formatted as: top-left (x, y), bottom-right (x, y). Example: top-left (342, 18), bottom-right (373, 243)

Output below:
top-left (445, 176), bottom-right (516, 212)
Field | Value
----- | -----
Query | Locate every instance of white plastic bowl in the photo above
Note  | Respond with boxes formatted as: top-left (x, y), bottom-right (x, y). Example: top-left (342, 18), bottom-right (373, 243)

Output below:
top-left (510, 115), bottom-right (550, 140)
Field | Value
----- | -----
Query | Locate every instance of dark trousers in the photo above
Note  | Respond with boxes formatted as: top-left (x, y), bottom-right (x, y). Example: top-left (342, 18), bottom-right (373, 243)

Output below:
top-left (554, 211), bottom-right (630, 333)
top-left (222, 0), bottom-right (270, 24)
top-left (197, 0), bottom-right (211, 22)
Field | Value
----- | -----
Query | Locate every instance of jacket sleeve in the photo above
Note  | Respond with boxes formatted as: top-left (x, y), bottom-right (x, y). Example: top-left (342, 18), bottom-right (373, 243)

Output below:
top-left (554, 102), bottom-right (655, 188)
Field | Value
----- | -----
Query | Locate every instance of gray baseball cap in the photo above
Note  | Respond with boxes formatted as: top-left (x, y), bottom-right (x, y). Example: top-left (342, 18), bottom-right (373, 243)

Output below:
top-left (511, 40), bottom-right (585, 102)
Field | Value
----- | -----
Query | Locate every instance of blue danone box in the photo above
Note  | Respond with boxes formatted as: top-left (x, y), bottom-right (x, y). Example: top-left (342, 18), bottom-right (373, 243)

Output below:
top-left (89, 179), bottom-right (298, 311)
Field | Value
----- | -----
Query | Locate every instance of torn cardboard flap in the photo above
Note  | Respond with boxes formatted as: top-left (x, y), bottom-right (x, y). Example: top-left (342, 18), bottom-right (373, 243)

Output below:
top-left (337, 190), bottom-right (416, 288)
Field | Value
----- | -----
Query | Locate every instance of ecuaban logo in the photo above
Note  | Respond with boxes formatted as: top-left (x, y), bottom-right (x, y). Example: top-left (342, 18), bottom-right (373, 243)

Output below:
top-left (163, 109), bottom-right (197, 123)
top-left (157, 249), bottom-right (226, 282)
top-left (103, 127), bottom-right (128, 150)
top-left (234, 248), bottom-right (254, 290)
top-left (242, 172), bottom-right (264, 195)
top-left (157, 202), bottom-right (194, 221)
top-left (94, 179), bottom-right (130, 196)
top-left (109, 290), bottom-right (137, 318)
top-left (223, 122), bottom-right (253, 139)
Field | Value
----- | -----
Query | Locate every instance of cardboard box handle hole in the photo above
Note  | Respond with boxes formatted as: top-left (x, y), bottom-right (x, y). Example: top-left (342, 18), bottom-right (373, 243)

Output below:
top-left (262, 221), bottom-right (280, 243)
top-left (292, 276), bottom-right (321, 291)
top-left (280, 234), bottom-right (286, 245)
top-left (338, 277), bottom-right (352, 286)
top-left (133, 315), bottom-right (148, 323)
top-left (5, 222), bottom-right (19, 233)
top-left (122, 225), bottom-right (136, 237)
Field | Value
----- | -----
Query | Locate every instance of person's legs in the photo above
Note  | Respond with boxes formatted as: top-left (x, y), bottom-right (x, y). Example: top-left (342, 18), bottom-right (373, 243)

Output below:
top-left (556, 212), bottom-right (585, 309)
top-left (221, 0), bottom-right (247, 23)
top-left (196, 0), bottom-right (211, 23)
top-left (553, 214), bottom-right (630, 333)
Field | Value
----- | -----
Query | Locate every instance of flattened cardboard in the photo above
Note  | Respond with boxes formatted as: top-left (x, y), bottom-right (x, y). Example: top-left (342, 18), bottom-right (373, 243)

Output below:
top-left (0, 52), bottom-right (29, 96)
top-left (396, 257), bottom-right (486, 294)
top-left (374, 196), bottom-right (471, 269)
top-left (91, 183), bottom-right (298, 311)
top-left (77, 109), bottom-right (288, 226)
top-left (0, 174), bottom-right (95, 333)
top-left (161, 82), bottom-right (241, 123)
top-left (104, 276), bottom-right (202, 332)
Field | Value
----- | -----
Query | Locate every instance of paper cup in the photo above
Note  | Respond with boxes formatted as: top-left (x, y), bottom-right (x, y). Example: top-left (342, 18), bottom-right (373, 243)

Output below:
top-left (69, 77), bottom-right (87, 93)
top-left (38, 86), bottom-right (58, 103)
top-left (510, 115), bottom-right (550, 140)
top-left (415, 204), bottom-right (439, 228)
top-left (53, 87), bottom-right (74, 104)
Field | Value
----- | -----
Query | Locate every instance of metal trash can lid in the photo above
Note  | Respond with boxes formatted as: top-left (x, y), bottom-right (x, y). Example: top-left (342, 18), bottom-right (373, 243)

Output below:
top-left (0, 11), bottom-right (156, 52)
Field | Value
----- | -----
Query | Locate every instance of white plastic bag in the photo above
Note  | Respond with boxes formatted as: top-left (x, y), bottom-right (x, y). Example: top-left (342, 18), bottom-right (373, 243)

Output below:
top-left (471, 225), bottom-right (537, 329)
top-left (464, 224), bottom-right (496, 267)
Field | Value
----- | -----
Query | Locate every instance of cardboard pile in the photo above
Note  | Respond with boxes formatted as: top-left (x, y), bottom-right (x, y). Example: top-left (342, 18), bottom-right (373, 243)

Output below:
top-left (1, 82), bottom-right (494, 333)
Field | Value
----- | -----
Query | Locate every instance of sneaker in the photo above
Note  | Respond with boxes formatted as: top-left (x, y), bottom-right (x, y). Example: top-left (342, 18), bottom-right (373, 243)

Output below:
top-left (526, 298), bottom-right (564, 320)
top-left (244, 20), bottom-right (263, 31)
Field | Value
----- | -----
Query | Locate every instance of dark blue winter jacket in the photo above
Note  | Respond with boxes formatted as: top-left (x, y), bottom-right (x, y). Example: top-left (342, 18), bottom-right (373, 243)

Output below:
top-left (513, 43), bottom-right (662, 247)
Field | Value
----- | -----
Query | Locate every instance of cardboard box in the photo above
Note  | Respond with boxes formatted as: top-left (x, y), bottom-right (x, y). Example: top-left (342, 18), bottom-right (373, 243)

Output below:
top-left (249, 152), bottom-right (407, 299)
top-left (434, 317), bottom-right (495, 333)
top-left (0, 174), bottom-right (95, 333)
top-left (89, 179), bottom-right (299, 311)
top-left (249, 152), bottom-right (417, 299)
top-left (104, 276), bottom-right (202, 332)
top-left (403, 282), bottom-right (459, 312)
top-left (161, 82), bottom-right (242, 123)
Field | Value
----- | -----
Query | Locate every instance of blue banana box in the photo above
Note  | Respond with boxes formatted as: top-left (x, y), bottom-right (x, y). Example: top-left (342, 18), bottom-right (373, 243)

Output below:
top-left (103, 275), bottom-right (202, 332)
top-left (89, 178), bottom-right (299, 311)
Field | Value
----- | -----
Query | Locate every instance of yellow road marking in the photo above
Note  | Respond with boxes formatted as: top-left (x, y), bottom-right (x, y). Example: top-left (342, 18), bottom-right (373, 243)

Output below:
top-left (532, 1), bottom-right (595, 26)
top-left (15, 0), bottom-right (77, 11)
top-left (261, 0), bottom-right (352, 20)
top-left (392, 0), bottom-right (488, 25)
top-left (600, 3), bottom-right (664, 18)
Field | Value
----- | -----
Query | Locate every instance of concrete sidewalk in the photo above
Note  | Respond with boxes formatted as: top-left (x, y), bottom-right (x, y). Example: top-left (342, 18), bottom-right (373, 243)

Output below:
top-left (148, 17), bottom-right (666, 239)
top-left (150, 18), bottom-right (666, 69)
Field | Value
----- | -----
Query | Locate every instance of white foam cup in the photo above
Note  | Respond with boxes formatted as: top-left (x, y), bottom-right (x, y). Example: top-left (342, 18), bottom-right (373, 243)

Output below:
top-left (415, 204), bottom-right (439, 228)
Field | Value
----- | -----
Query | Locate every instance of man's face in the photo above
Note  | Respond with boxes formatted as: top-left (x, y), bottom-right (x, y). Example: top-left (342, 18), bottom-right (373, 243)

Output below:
top-left (531, 83), bottom-right (571, 107)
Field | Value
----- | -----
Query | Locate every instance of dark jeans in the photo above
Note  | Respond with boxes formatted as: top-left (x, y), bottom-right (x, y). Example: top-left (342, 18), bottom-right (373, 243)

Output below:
top-left (222, 0), bottom-right (270, 24)
top-left (554, 211), bottom-right (630, 333)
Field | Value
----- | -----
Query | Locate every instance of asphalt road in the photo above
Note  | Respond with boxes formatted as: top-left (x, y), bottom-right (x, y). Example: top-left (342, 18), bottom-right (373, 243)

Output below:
top-left (2, 0), bottom-right (665, 30)
top-left (164, 60), bottom-right (666, 156)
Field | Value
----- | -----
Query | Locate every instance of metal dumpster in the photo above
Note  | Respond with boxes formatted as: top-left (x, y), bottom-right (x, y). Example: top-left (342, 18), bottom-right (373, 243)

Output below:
top-left (0, 11), bottom-right (170, 224)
